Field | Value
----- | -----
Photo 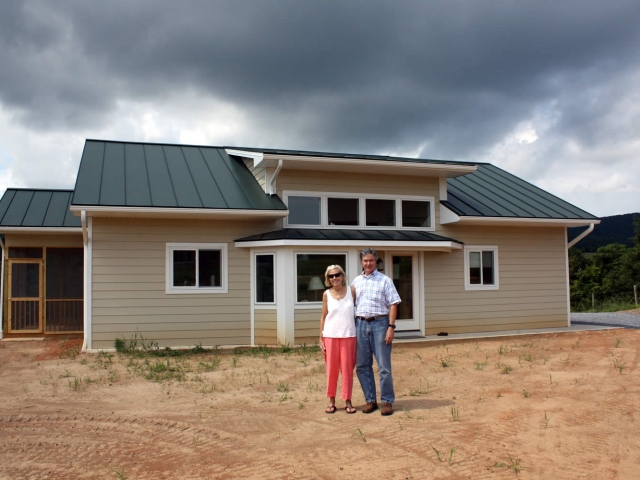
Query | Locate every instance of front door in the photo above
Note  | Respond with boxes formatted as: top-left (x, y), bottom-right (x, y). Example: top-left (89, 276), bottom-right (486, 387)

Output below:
top-left (8, 260), bottom-right (43, 333)
top-left (390, 253), bottom-right (420, 331)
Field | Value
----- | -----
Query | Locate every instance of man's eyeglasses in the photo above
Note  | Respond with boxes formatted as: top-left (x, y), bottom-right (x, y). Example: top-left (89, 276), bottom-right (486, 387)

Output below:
top-left (327, 273), bottom-right (342, 279)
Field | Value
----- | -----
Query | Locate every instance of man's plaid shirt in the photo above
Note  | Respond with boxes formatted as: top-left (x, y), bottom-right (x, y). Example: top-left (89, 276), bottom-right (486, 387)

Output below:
top-left (351, 269), bottom-right (401, 317)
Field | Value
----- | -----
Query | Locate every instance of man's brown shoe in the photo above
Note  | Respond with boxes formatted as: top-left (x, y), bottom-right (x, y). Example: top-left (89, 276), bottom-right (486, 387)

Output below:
top-left (362, 402), bottom-right (378, 414)
top-left (381, 402), bottom-right (394, 416)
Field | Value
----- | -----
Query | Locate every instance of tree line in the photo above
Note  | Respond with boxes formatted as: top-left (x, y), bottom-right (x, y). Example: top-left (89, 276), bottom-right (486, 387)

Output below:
top-left (569, 216), bottom-right (640, 311)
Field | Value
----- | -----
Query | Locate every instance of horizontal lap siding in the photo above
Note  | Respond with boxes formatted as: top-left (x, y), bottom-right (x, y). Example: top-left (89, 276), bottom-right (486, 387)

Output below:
top-left (255, 309), bottom-right (277, 345)
top-left (277, 171), bottom-right (440, 224)
top-left (91, 217), bottom-right (279, 349)
top-left (424, 226), bottom-right (568, 334)
top-left (295, 309), bottom-right (321, 346)
top-left (243, 159), bottom-right (267, 192)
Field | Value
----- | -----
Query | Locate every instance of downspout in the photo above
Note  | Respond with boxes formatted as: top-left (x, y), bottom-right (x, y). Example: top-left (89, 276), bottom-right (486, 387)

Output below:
top-left (567, 223), bottom-right (595, 249)
top-left (268, 159), bottom-right (283, 195)
top-left (81, 211), bottom-right (89, 351)
top-left (0, 235), bottom-right (5, 340)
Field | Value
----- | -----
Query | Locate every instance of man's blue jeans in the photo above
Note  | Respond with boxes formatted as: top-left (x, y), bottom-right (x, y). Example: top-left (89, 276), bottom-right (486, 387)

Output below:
top-left (355, 316), bottom-right (395, 403)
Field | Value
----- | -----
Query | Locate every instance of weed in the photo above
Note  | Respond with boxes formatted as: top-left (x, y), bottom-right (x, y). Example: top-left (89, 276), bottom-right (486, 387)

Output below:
top-left (474, 357), bottom-right (489, 370)
top-left (261, 391), bottom-right (273, 402)
top-left (544, 411), bottom-right (552, 428)
top-left (191, 343), bottom-right (206, 354)
top-left (278, 394), bottom-right (288, 404)
top-left (519, 353), bottom-right (533, 363)
top-left (613, 358), bottom-right (626, 374)
top-left (409, 378), bottom-right (430, 396)
top-left (549, 373), bottom-right (553, 383)
top-left (299, 355), bottom-right (311, 367)
top-left (496, 391), bottom-right (502, 398)
top-left (231, 356), bottom-right (239, 368)
top-left (60, 369), bottom-right (72, 378)
top-left (440, 356), bottom-right (453, 368)
top-left (614, 339), bottom-right (622, 348)
top-left (351, 427), bottom-right (366, 443)
top-left (199, 357), bottom-right (221, 372)
top-left (403, 407), bottom-right (414, 419)
top-left (414, 353), bottom-right (423, 363)
top-left (522, 389), bottom-right (530, 398)
top-left (494, 454), bottom-right (521, 474)
top-left (69, 377), bottom-right (82, 390)
top-left (501, 365), bottom-right (513, 375)
top-left (450, 406), bottom-right (460, 422)
top-left (431, 445), bottom-right (442, 462)
top-left (448, 448), bottom-right (456, 465)
top-left (572, 338), bottom-right (581, 350)
top-left (112, 468), bottom-right (127, 479)
top-left (277, 380), bottom-right (290, 392)
top-left (279, 343), bottom-right (292, 354)
top-left (298, 401), bottom-right (305, 409)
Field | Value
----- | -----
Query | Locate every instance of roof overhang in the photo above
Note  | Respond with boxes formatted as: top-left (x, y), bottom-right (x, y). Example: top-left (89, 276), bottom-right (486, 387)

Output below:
top-left (440, 205), bottom-right (600, 227)
top-left (235, 239), bottom-right (462, 251)
top-left (0, 227), bottom-right (83, 234)
top-left (226, 149), bottom-right (476, 179)
top-left (70, 206), bottom-right (288, 220)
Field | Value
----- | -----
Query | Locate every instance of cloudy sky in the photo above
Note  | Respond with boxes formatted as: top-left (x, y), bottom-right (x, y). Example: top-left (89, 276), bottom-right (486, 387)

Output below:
top-left (1, 0), bottom-right (639, 217)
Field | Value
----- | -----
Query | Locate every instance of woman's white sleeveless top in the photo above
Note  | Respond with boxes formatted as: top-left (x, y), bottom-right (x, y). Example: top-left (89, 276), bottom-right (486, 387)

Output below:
top-left (322, 291), bottom-right (356, 338)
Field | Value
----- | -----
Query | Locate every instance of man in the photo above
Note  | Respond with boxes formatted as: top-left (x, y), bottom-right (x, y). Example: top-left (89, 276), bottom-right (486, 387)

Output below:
top-left (351, 248), bottom-right (401, 416)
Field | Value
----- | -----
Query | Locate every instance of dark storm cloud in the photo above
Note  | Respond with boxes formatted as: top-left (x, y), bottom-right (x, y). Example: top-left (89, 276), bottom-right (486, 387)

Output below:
top-left (1, 0), bottom-right (640, 157)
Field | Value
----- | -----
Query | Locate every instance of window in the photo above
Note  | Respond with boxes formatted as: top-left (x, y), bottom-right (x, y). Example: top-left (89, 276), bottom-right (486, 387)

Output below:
top-left (464, 246), bottom-right (499, 290)
top-left (296, 253), bottom-right (346, 303)
top-left (402, 200), bottom-right (430, 228)
top-left (284, 191), bottom-right (434, 231)
top-left (166, 243), bottom-right (227, 294)
top-left (288, 196), bottom-right (321, 225)
top-left (255, 254), bottom-right (275, 303)
top-left (366, 199), bottom-right (395, 226)
top-left (328, 197), bottom-right (359, 226)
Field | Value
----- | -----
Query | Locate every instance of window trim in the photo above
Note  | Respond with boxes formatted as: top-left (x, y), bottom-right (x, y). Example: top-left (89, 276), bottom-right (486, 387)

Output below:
top-left (283, 191), bottom-right (435, 231)
top-left (463, 245), bottom-right (499, 291)
top-left (294, 251), bottom-right (348, 306)
top-left (254, 252), bottom-right (276, 305)
top-left (166, 243), bottom-right (228, 294)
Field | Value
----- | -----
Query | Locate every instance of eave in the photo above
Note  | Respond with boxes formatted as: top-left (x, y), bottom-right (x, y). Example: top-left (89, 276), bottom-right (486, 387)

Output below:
top-left (235, 239), bottom-right (462, 251)
top-left (70, 205), bottom-right (288, 220)
top-left (0, 227), bottom-right (83, 234)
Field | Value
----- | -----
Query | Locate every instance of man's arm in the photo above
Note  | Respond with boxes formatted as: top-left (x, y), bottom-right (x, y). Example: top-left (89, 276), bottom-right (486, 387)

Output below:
top-left (385, 302), bottom-right (398, 345)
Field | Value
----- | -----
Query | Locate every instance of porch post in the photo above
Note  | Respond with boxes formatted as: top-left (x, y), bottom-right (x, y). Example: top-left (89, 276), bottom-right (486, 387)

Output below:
top-left (276, 248), bottom-right (295, 346)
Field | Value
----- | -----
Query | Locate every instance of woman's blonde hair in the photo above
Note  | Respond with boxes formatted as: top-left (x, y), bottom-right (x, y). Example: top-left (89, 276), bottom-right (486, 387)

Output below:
top-left (324, 264), bottom-right (347, 287)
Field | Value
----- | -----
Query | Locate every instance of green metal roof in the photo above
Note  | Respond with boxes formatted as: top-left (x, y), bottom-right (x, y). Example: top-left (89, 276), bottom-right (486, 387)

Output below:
top-left (444, 164), bottom-right (598, 220)
top-left (0, 189), bottom-right (80, 228)
top-left (71, 140), bottom-right (287, 210)
top-left (236, 228), bottom-right (463, 243)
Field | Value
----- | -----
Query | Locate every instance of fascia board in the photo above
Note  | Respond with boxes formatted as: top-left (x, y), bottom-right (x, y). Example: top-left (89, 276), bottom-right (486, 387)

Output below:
top-left (444, 216), bottom-right (601, 227)
top-left (71, 206), bottom-right (288, 219)
top-left (261, 155), bottom-right (477, 178)
top-left (235, 240), bottom-right (462, 250)
top-left (0, 227), bottom-right (83, 234)
top-left (224, 149), bottom-right (265, 167)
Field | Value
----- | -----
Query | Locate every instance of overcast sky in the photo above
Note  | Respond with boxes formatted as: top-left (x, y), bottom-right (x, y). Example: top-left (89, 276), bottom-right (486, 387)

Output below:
top-left (1, 0), bottom-right (639, 217)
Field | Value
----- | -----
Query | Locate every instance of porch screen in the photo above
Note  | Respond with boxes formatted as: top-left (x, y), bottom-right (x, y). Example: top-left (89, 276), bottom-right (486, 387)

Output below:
top-left (46, 248), bottom-right (83, 332)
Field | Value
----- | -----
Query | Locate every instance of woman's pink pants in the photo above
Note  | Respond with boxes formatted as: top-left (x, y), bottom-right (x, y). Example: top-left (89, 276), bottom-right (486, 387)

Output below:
top-left (324, 337), bottom-right (356, 400)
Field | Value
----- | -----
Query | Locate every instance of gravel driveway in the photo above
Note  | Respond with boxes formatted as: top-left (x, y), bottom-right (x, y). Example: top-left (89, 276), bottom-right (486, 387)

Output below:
top-left (572, 312), bottom-right (640, 329)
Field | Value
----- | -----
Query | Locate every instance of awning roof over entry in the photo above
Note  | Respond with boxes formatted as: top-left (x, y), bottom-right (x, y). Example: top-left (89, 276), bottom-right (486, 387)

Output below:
top-left (235, 229), bottom-right (463, 251)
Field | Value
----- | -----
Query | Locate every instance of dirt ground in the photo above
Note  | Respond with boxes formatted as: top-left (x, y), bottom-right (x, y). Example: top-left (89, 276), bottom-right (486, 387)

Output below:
top-left (1, 328), bottom-right (639, 480)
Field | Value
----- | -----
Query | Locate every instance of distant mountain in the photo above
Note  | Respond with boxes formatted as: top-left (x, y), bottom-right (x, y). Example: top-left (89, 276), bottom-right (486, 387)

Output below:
top-left (568, 213), bottom-right (639, 252)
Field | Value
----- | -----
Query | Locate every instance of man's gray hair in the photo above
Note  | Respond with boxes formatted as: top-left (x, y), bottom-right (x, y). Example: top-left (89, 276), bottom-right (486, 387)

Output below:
top-left (359, 248), bottom-right (378, 261)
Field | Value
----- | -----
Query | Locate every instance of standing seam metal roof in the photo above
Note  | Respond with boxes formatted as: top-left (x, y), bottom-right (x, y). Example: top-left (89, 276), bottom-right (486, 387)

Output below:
top-left (235, 229), bottom-right (463, 243)
top-left (445, 164), bottom-right (598, 220)
top-left (0, 189), bottom-right (81, 227)
top-left (71, 140), bottom-right (287, 210)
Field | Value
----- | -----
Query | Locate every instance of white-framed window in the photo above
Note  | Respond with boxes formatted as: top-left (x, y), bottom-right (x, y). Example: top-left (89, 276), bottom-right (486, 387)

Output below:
top-left (295, 252), bottom-right (347, 304)
top-left (166, 243), bottom-right (228, 294)
top-left (255, 252), bottom-right (276, 304)
top-left (284, 191), bottom-right (434, 231)
top-left (464, 245), bottom-right (499, 290)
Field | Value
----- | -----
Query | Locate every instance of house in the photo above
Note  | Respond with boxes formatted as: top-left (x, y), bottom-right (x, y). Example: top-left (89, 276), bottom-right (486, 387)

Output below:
top-left (0, 140), bottom-right (599, 350)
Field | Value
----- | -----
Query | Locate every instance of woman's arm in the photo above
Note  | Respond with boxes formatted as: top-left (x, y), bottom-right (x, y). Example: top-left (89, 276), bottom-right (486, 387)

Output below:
top-left (320, 290), bottom-right (329, 351)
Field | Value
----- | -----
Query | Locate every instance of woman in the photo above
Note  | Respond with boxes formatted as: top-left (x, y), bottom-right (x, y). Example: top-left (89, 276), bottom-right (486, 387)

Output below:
top-left (319, 265), bottom-right (357, 414)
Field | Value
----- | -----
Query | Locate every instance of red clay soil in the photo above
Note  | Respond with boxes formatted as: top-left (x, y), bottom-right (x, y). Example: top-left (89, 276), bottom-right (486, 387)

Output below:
top-left (1, 328), bottom-right (639, 479)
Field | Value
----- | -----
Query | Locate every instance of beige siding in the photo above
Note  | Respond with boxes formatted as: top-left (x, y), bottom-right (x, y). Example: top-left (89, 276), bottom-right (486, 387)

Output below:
top-left (90, 217), bottom-right (279, 349)
top-left (294, 308), bottom-right (321, 346)
top-left (423, 226), bottom-right (568, 334)
top-left (6, 234), bottom-right (82, 248)
top-left (277, 170), bottom-right (440, 226)
top-left (255, 309), bottom-right (277, 345)
top-left (242, 158), bottom-right (268, 192)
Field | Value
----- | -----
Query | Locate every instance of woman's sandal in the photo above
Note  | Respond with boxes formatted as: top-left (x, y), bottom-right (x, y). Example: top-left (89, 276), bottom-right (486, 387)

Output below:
top-left (345, 405), bottom-right (356, 414)
top-left (325, 405), bottom-right (337, 414)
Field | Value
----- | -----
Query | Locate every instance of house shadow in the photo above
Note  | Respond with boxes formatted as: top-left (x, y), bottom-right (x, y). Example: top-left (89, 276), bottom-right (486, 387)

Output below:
top-left (395, 398), bottom-right (455, 411)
